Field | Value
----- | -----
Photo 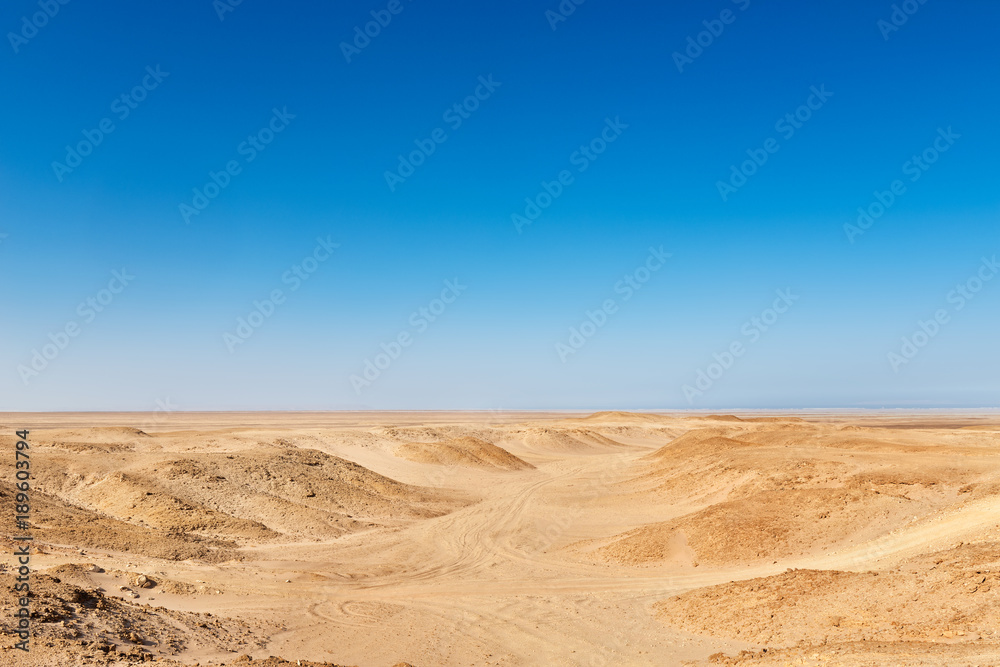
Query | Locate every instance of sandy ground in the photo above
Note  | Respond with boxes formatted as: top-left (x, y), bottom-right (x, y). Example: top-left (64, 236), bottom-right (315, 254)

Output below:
top-left (2, 410), bottom-right (999, 666)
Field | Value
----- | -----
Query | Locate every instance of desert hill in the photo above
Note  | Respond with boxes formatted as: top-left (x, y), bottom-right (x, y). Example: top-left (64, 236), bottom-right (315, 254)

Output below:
top-left (395, 436), bottom-right (533, 471)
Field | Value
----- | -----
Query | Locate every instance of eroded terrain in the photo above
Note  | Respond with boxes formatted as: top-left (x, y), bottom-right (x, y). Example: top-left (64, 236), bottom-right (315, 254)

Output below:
top-left (2, 411), bottom-right (999, 666)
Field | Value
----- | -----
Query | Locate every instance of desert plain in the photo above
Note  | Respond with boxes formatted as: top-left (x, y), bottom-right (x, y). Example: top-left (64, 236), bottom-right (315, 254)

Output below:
top-left (2, 410), bottom-right (1000, 666)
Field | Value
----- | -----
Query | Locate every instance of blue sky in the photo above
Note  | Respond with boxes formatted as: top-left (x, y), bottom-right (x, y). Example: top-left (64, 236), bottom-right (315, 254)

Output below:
top-left (1, 0), bottom-right (997, 410)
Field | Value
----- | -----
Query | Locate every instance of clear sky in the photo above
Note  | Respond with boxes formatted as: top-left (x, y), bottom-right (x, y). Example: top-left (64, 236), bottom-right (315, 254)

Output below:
top-left (1, 0), bottom-right (997, 411)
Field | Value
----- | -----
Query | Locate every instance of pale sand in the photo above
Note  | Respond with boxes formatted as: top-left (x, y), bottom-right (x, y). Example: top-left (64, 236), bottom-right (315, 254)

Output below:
top-left (2, 411), bottom-right (999, 666)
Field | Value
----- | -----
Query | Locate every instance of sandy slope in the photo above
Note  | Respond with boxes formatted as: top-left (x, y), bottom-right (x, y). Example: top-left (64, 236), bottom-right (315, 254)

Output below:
top-left (395, 436), bottom-right (534, 471)
top-left (1, 411), bottom-right (999, 666)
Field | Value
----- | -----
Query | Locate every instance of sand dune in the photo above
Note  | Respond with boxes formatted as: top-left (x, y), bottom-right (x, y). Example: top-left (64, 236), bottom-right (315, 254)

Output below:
top-left (594, 487), bottom-right (918, 565)
top-left (505, 426), bottom-right (630, 454)
top-left (656, 540), bottom-right (1000, 646)
top-left (395, 436), bottom-right (534, 471)
top-left (576, 410), bottom-right (668, 422)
